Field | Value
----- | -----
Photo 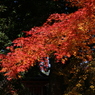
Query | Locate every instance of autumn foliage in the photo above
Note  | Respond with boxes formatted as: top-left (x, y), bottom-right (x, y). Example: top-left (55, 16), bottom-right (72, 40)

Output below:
top-left (0, 0), bottom-right (95, 80)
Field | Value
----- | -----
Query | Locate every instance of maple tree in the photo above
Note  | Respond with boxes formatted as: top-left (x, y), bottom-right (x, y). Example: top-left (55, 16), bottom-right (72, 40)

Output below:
top-left (0, 0), bottom-right (95, 81)
top-left (0, 0), bottom-right (95, 95)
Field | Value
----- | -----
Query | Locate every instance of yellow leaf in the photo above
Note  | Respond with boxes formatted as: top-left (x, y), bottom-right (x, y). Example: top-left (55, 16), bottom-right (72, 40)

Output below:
top-left (90, 85), bottom-right (94, 89)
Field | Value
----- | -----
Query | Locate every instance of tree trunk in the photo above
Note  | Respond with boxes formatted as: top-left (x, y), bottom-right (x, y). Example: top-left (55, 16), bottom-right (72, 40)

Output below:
top-left (49, 73), bottom-right (64, 95)
top-left (49, 58), bottom-right (64, 95)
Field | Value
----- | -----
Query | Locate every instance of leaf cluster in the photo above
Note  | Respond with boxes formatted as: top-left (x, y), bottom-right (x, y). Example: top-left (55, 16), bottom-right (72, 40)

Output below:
top-left (0, 0), bottom-right (95, 81)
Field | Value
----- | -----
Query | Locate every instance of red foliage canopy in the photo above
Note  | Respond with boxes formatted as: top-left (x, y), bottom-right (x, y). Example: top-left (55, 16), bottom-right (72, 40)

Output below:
top-left (0, 0), bottom-right (95, 80)
top-left (65, 0), bottom-right (95, 8)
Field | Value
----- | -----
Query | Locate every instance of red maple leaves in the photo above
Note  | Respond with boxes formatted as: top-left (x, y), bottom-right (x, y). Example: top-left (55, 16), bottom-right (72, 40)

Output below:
top-left (0, 0), bottom-right (95, 80)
